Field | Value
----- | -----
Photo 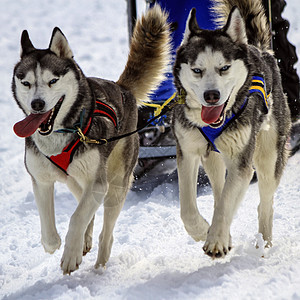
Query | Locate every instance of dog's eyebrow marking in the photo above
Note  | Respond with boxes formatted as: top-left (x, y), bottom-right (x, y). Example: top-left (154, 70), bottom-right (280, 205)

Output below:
top-left (16, 72), bottom-right (25, 80)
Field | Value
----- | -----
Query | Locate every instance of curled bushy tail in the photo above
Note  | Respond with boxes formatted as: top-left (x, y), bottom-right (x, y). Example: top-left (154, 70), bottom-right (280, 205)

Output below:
top-left (117, 5), bottom-right (171, 106)
top-left (212, 0), bottom-right (271, 51)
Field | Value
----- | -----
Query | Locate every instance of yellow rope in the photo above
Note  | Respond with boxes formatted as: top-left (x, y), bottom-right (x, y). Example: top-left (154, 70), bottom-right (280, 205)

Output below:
top-left (141, 92), bottom-right (177, 117)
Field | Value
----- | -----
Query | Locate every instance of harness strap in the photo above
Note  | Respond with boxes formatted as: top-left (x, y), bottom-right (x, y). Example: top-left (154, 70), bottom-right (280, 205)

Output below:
top-left (47, 117), bottom-right (92, 174)
top-left (85, 101), bottom-right (175, 146)
top-left (94, 100), bottom-right (118, 128)
top-left (74, 92), bottom-right (180, 146)
top-left (47, 100), bottom-right (117, 174)
top-left (249, 74), bottom-right (270, 111)
top-left (199, 74), bottom-right (270, 152)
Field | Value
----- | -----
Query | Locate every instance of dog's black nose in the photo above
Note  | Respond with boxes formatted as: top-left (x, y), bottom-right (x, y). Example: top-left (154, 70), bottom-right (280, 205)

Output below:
top-left (31, 99), bottom-right (45, 111)
top-left (204, 90), bottom-right (220, 104)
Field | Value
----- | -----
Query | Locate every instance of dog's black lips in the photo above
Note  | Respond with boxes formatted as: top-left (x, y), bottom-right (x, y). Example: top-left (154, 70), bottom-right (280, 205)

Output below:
top-left (38, 95), bottom-right (65, 135)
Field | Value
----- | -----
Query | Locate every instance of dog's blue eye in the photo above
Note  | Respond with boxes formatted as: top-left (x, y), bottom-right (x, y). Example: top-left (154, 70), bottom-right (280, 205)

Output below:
top-left (49, 78), bottom-right (58, 86)
top-left (21, 81), bottom-right (31, 87)
top-left (192, 68), bottom-right (202, 74)
top-left (220, 65), bottom-right (231, 72)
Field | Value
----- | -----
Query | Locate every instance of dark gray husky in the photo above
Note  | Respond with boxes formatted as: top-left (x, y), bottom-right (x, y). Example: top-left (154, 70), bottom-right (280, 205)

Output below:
top-left (172, 0), bottom-right (291, 258)
top-left (12, 6), bottom-right (170, 274)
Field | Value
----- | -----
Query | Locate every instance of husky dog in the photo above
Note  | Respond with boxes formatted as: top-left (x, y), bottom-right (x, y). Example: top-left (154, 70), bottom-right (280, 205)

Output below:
top-left (12, 6), bottom-right (170, 274)
top-left (172, 0), bottom-right (291, 258)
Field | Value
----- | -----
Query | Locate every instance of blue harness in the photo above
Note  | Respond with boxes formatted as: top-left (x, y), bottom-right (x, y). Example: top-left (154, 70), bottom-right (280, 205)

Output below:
top-left (198, 74), bottom-right (270, 152)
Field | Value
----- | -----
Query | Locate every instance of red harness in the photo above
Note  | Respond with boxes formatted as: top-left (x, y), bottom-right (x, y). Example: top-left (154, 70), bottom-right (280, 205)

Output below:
top-left (47, 100), bottom-right (118, 174)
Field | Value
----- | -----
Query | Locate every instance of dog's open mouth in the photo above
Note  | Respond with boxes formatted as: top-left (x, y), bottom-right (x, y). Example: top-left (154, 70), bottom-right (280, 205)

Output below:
top-left (201, 100), bottom-right (228, 128)
top-left (13, 96), bottom-right (65, 138)
top-left (38, 96), bottom-right (65, 136)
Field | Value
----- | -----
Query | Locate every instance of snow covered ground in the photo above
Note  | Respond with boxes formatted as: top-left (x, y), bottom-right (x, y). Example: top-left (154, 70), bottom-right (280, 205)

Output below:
top-left (0, 0), bottom-right (299, 299)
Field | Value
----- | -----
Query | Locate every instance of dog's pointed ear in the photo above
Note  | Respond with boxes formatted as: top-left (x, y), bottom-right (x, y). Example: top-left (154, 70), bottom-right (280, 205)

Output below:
top-left (224, 7), bottom-right (247, 45)
top-left (20, 30), bottom-right (35, 58)
top-left (182, 8), bottom-right (200, 44)
top-left (49, 27), bottom-right (73, 59)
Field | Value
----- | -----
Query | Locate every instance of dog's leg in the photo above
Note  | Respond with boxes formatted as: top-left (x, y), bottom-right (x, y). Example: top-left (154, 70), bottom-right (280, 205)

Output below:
top-left (95, 190), bottom-right (126, 269)
top-left (95, 173), bottom-right (133, 268)
top-left (32, 179), bottom-right (61, 254)
top-left (201, 152), bottom-right (232, 250)
top-left (95, 139), bottom-right (135, 268)
top-left (256, 174), bottom-right (277, 248)
top-left (203, 159), bottom-right (253, 258)
top-left (201, 151), bottom-right (226, 209)
top-left (61, 179), bottom-right (107, 275)
top-left (83, 215), bottom-right (95, 255)
top-left (254, 128), bottom-right (288, 247)
top-left (67, 177), bottom-right (95, 255)
top-left (177, 149), bottom-right (209, 242)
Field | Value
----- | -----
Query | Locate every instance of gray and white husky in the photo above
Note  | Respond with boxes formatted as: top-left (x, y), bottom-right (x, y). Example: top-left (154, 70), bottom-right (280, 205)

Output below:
top-left (172, 0), bottom-right (291, 258)
top-left (12, 6), bottom-right (170, 274)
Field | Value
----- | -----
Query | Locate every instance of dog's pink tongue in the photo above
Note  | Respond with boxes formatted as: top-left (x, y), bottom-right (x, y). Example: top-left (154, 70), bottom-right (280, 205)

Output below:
top-left (13, 111), bottom-right (51, 138)
top-left (201, 104), bottom-right (225, 124)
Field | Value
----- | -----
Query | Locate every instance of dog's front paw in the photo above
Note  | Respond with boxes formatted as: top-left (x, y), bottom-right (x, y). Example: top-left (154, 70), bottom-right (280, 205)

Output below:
top-left (61, 237), bottom-right (84, 275)
top-left (41, 234), bottom-right (61, 254)
top-left (203, 228), bottom-right (232, 259)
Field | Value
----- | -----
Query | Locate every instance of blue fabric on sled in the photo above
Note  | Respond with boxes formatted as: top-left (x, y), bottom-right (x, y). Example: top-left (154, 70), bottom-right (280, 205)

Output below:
top-left (149, 0), bottom-right (215, 101)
